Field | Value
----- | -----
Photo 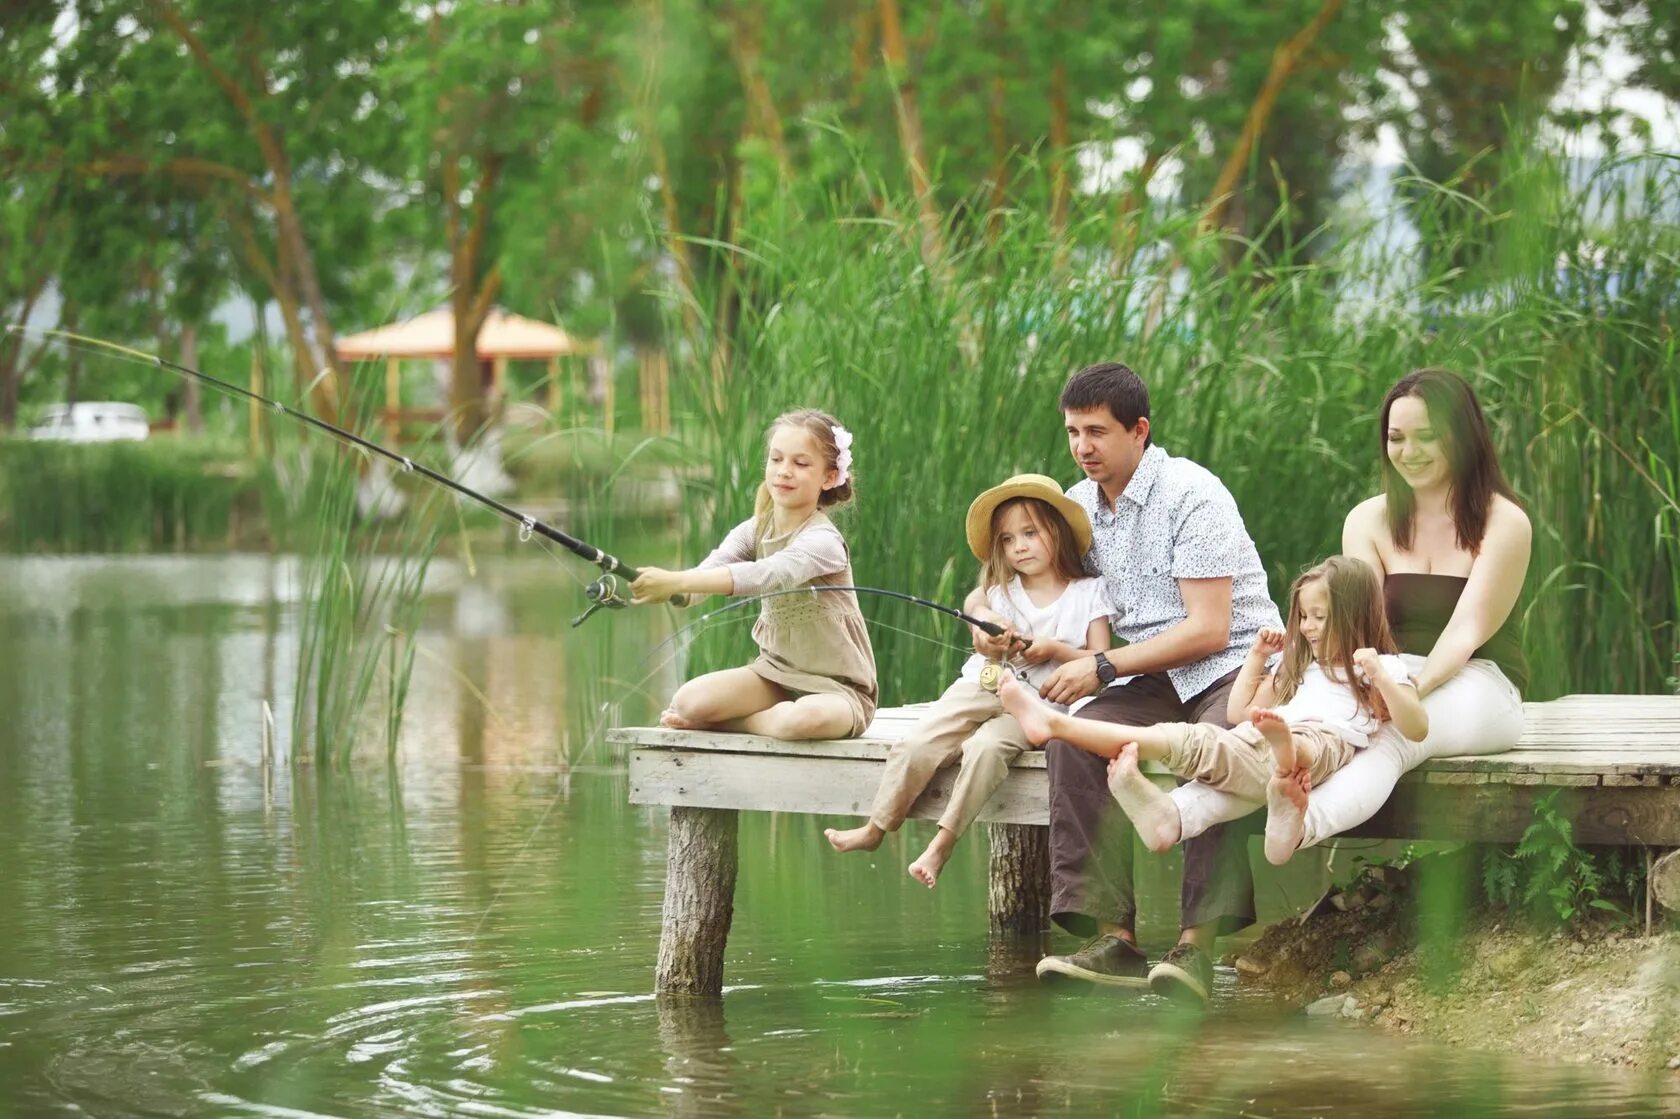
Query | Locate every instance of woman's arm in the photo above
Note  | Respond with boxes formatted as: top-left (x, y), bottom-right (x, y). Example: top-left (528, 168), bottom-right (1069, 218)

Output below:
top-left (1341, 496), bottom-right (1388, 578)
top-left (1415, 500), bottom-right (1531, 697)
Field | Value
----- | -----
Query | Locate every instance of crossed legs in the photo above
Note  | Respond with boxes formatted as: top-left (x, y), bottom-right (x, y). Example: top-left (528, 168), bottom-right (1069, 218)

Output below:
top-left (662, 665), bottom-right (856, 740)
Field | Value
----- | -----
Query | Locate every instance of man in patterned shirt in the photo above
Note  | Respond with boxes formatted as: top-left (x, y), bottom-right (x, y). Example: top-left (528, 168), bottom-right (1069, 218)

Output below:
top-left (969, 362), bottom-right (1282, 1005)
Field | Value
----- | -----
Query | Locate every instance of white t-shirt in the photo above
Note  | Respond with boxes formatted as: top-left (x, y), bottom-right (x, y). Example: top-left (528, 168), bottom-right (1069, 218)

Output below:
top-left (959, 576), bottom-right (1116, 706)
top-left (1272, 654), bottom-right (1413, 748)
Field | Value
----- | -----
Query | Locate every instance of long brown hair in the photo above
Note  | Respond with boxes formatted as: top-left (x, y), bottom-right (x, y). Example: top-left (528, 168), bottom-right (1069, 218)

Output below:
top-left (751, 408), bottom-right (855, 533)
top-left (977, 497), bottom-right (1087, 593)
top-left (1380, 368), bottom-right (1517, 553)
top-left (1272, 556), bottom-right (1399, 718)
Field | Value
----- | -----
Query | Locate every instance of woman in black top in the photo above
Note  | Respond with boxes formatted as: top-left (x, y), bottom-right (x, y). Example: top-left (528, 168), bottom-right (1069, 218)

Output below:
top-left (1170, 369), bottom-right (1530, 855)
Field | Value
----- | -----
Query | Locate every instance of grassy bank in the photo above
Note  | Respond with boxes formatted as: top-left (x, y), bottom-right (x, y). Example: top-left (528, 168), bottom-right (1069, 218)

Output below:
top-left (0, 436), bottom-right (270, 552)
top-left (670, 151), bottom-right (1680, 704)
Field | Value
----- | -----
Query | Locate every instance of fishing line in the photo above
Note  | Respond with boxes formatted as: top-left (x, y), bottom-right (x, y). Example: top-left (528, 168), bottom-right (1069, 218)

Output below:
top-left (10, 326), bottom-right (680, 620)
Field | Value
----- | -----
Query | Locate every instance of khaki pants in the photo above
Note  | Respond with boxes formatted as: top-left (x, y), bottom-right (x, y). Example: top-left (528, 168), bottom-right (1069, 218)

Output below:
top-left (868, 679), bottom-right (1030, 837)
top-left (1155, 719), bottom-right (1355, 801)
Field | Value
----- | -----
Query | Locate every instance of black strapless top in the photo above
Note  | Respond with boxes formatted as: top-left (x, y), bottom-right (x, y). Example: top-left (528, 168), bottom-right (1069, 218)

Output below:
top-left (1384, 573), bottom-right (1528, 694)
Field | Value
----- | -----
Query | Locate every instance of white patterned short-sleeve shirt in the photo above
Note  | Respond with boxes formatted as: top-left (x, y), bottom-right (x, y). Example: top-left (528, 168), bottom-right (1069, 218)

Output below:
top-left (1066, 444), bottom-right (1282, 702)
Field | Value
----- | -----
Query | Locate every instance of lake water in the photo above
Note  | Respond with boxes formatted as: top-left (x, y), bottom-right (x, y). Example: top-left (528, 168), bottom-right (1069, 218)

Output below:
top-left (0, 555), bottom-right (1672, 1117)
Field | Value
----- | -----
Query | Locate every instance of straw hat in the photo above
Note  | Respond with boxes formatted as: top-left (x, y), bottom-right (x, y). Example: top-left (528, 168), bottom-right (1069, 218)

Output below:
top-left (965, 474), bottom-right (1093, 562)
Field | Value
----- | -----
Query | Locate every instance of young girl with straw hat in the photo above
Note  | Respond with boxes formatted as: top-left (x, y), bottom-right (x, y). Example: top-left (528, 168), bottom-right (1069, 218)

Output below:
top-left (825, 474), bottom-right (1115, 887)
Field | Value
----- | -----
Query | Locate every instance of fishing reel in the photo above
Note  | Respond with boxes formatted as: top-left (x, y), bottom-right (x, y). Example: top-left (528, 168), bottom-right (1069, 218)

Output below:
top-left (572, 572), bottom-right (693, 626)
top-left (572, 572), bottom-right (635, 627)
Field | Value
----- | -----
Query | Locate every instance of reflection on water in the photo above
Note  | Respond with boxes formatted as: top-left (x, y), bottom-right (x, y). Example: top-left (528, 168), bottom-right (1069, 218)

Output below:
top-left (0, 555), bottom-right (1672, 1117)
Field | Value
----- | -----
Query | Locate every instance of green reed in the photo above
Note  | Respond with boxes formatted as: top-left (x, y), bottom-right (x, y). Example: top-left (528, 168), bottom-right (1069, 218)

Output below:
top-left (0, 435), bottom-right (267, 552)
top-left (667, 149), bottom-right (1680, 705)
top-left (273, 371), bottom-right (449, 769)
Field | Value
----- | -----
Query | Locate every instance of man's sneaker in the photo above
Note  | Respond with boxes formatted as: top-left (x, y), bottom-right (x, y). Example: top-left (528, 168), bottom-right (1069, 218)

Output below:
top-left (1035, 934), bottom-right (1150, 989)
top-left (1148, 942), bottom-right (1214, 1006)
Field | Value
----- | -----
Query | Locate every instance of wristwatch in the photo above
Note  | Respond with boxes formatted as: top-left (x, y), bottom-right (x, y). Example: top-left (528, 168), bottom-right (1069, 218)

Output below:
top-left (1093, 653), bottom-right (1118, 687)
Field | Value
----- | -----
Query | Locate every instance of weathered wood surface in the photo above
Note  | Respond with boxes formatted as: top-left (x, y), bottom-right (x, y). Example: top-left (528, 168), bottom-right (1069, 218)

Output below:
top-left (613, 694), bottom-right (1680, 845)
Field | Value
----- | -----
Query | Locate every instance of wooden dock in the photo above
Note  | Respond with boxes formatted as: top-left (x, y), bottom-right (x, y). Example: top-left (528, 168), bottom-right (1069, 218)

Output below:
top-left (611, 694), bottom-right (1680, 994)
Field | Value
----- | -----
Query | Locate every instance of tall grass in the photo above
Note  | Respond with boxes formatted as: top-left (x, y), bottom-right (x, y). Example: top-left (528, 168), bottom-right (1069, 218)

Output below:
top-left (274, 374), bottom-right (449, 769)
top-left (667, 150), bottom-right (1680, 705)
top-left (0, 436), bottom-right (267, 552)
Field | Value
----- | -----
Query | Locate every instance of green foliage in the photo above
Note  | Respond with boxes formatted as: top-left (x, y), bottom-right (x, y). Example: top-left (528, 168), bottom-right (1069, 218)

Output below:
top-left (1480, 791), bottom-right (1645, 926)
top-left (671, 150), bottom-right (1680, 706)
top-left (0, 436), bottom-right (267, 552)
top-left (281, 372), bottom-right (448, 768)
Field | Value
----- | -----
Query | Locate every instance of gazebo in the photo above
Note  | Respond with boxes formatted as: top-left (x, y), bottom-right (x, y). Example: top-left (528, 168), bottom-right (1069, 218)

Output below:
top-left (334, 307), bottom-right (603, 442)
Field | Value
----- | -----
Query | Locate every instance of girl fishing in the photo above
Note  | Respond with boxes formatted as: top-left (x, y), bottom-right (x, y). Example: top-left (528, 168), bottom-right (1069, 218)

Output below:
top-left (631, 409), bottom-right (877, 740)
top-left (997, 556), bottom-right (1428, 866)
top-left (826, 475), bottom-right (1114, 887)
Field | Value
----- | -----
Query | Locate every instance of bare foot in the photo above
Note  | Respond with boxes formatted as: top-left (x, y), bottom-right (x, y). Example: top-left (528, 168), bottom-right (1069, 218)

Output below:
top-left (1250, 707), bottom-right (1296, 773)
top-left (997, 673), bottom-right (1056, 746)
top-left (1264, 768), bottom-right (1311, 865)
top-left (908, 829), bottom-right (957, 887)
top-left (1106, 743), bottom-right (1182, 853)
top-left (825, 823), bottom-right (884, 853)
top-left (660, 707), bottom-right (700, 730)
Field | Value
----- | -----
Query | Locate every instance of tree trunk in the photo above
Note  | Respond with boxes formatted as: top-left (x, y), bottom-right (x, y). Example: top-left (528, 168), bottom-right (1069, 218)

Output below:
top-left (986, 823), bottom-right (1050, 935)
top-left (180, 324), bottom-right (203, 433)
top-left (1201, 0), bottom-right (1344, 233)
top-left (878, 0), bottom-right (946, 273)
top-left (1048, 61), bottom-right (1071, 238)
top-left (656, 807), bottom-right (739, 996)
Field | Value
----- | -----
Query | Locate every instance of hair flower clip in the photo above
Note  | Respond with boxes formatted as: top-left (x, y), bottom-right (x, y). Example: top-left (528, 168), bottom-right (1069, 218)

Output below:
top-left (832, 423), bottom-right (854, 484)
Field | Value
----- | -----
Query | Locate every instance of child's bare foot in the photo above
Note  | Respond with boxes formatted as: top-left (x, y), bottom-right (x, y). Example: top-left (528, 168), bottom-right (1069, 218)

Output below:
top-left (660, 707), bottom-right (700, 730)
top-left (1264, 768), bottom-right (1311, 865)
top-left (997, 673), bottom-right (1056, 746)
top-left (913, 840), bottom-right (954, 887)
top-left (825, 823), bottom-right (884, 853)
top-left (1250, 707), bottom-right (1296, 772)
top-left (1106, 743), bottom-right (1182, 853)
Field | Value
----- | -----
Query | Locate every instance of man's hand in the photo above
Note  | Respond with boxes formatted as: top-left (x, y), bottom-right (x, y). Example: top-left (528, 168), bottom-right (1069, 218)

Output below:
top-left (1252, 627), bottom-right (1286, 657)
top-left (1040, 655), bottom-right (1101, 706)
top-left (631, 567), bottom-right (684, 605)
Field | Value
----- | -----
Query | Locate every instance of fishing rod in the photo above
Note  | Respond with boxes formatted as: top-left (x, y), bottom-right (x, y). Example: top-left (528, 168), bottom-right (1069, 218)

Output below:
top-left (650, 583), bottom-right (1019, 657)
top-left (18, 326), bottom-right (1018, 643)
top-left (16, 326), bottom-right (679, 626)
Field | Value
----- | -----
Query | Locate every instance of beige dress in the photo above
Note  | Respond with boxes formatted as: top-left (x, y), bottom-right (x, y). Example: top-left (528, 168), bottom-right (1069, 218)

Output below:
top-left (698, 510), bottom-right (878, 735)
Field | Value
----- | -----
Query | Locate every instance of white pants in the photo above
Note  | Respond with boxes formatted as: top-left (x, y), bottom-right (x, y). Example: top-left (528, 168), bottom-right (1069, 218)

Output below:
top-left (1170, 656), bottom-right (1524, 847)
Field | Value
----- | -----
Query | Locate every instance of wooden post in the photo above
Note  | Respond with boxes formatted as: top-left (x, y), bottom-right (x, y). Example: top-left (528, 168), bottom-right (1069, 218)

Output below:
top-left (986, 822), bottom-right (1050, 935)
top-left (656, 806), bottom-right (739, 996)
top-left (385, 357), bottom-right (400, 445)
top-left (1651, 848), bottom-right (1680, 916)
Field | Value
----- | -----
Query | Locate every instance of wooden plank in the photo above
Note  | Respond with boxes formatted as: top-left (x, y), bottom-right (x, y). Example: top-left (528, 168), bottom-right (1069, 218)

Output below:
top-left (1348, 784), bottom-right (1680, 846)
top-left (629, 749), bottom-right (1053, 826)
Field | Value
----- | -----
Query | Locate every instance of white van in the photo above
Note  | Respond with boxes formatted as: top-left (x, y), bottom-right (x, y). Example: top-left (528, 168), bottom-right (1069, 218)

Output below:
top-left (28, 402), bottom-right (151, 443)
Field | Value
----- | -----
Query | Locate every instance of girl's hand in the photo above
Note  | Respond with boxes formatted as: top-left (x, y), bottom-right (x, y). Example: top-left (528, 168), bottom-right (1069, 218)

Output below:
top-left (631, 567), bottom-right (684, 605)
top-left (1252, 628), bottom-right (1286, 657)
top-left (1352, 647), bottom-right (1383, 679)
top-left (1019, 636), bottom-right (1057, 665)
top-left (972, 623), bottom-right (1017, 659)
